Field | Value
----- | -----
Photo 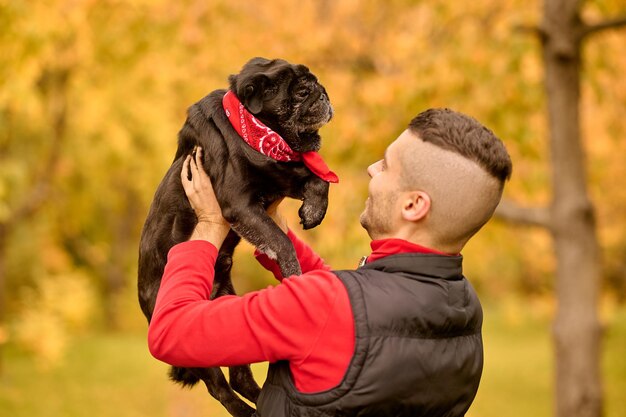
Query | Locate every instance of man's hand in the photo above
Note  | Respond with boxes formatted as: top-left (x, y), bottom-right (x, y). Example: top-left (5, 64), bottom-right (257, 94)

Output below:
top-left (181, 147), bottom-right (230, 247)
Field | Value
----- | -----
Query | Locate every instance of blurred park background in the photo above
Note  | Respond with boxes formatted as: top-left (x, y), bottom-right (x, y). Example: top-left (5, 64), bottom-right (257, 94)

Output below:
top-left (1, 0), bottom-right (625, 416)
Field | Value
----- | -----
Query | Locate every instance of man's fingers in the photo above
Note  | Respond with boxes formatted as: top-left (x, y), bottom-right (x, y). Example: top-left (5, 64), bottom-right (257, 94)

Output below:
top-left (181, 155), bottom-right (195, 197)
top-left (181, 155), bottom-right (191, 182)
top-left (181, 147), bottom-right (212, 198)
top-left (195, 147), bottom-right (203, 170)
top-left (190, 147), bottom-right (200, 174)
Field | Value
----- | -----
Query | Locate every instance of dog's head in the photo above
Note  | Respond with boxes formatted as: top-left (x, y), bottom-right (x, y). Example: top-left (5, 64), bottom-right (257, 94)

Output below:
top-left (228, 57), bottom-right (333, 153)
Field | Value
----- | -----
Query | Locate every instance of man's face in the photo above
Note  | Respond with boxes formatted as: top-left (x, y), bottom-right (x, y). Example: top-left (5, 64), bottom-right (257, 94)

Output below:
top-left (359, 132), bottom-right (407, 239)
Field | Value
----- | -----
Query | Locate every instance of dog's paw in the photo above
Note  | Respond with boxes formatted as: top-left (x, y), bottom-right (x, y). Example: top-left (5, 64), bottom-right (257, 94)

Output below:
top-left (280, 259), bottom-right (302, 277)
top-left (299, 204), bottom-right (326, 230)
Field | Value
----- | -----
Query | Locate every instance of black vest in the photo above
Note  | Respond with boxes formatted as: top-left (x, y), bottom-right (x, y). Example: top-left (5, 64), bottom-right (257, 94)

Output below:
top-left (256, 253), bottom-right (483, 417)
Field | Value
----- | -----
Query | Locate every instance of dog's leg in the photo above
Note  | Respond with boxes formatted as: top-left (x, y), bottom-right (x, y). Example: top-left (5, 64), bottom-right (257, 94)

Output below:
top-left (213, 231), bottom-right (262, 404)
top-left (298, 177), bottom-right (330, 230)
top-left (225, 204), bottom-right (301, 277)
top-left (229, 365), bottom-right (261, 403)
top-left (212, 231), bottom-right (241, 295)
top-left (168, 354), bottom-right (256, 416)
top-left (193, 368), bottom-right (256, 417)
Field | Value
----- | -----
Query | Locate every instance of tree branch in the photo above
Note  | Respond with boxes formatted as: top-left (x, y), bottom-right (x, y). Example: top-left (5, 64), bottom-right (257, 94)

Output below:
top-left (10, 68), bottom-right (68, 225)
top-left (494, 199), bottom-right (552, 229)
top-left (582, 15), bottom-right (626, 38)
top-left (513, 23), bottom-right (547, 41)
top-left (10, 182), bottom-right (55, 225)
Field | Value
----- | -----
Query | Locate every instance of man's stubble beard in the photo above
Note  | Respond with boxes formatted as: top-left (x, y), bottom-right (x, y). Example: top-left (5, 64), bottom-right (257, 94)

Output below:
top-left (359, 190), bottom-right (397, 239)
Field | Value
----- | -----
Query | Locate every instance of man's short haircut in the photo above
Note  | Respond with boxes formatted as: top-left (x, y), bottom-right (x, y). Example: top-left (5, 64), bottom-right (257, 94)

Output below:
top-left (408, 108), bottom-right (512, 184)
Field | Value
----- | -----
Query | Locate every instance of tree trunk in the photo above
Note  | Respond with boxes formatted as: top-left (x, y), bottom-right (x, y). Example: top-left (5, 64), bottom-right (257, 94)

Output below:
top-left (542, 1), bottom-right (602, 416)
top-left (0, 223), bottom-right (8, 374)
top-left (103, 210), bottom-right (133, 329)
top-left (491, 3), bottom-right (626, 416)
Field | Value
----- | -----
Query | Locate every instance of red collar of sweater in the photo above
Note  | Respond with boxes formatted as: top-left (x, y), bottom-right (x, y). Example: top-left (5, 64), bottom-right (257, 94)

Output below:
top-left (366, 238), bottom-right (456, 264)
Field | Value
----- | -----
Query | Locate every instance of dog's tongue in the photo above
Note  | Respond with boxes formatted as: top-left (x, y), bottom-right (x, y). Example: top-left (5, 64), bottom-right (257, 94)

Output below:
top-left (223, 90), bottom-right (338, 183)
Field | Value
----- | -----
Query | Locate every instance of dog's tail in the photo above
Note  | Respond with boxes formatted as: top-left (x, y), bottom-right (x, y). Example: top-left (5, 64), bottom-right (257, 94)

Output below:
top-left (169, 366), bottom-right (201, 388)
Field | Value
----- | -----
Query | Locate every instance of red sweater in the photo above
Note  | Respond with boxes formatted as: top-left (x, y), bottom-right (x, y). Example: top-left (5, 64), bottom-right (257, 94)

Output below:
top-left (148, 230), bottom-right (448, 393)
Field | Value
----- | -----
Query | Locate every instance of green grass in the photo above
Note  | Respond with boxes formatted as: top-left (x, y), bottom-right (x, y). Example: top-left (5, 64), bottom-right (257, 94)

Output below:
top-left (0, 332), bottom-right (255, 417)
top-left (0, 307), bottom-right (624, 417)
top-left (470, 307), bottom-right (553, 416)
top-left (470, 304), bottom-right (626, 417)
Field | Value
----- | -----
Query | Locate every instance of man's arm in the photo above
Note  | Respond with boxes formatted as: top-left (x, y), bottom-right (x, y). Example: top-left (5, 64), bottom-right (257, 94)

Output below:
top-left (149, 148), bottom-right (348, 378)
top-left (147, 239), bottom-right (346, 370)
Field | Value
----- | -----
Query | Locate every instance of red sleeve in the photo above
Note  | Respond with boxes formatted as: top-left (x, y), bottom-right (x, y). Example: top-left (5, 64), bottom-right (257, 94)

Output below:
top-left (147, 239), bottom-right (351, 392)
top-left (255, 229), bottom-right (331, 280)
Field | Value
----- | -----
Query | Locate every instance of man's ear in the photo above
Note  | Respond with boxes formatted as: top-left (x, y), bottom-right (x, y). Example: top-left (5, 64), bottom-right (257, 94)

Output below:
top-left (238, 74), bottom-right (269, 114)
top-left (401, 191), bottom-right (431, 222)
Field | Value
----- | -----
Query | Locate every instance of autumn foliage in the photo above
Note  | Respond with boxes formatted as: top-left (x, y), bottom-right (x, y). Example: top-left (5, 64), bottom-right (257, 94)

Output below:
top-left (1, 0), bottom-right (625, 369)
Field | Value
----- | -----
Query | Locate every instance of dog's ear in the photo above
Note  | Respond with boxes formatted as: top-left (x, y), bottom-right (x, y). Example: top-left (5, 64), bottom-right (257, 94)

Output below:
top-left (230, 73), bottom-right (270, 115)
top-left (242, 74), bottom-right (268, 114)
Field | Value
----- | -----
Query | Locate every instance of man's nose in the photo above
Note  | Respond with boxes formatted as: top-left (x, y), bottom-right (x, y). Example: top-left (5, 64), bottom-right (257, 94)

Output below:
top-left (367, 160), bottom-right (381, 178)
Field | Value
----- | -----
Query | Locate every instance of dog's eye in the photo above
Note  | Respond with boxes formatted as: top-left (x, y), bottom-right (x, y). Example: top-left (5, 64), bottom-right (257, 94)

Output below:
top-left (295, 88), bottom-right (309, 99)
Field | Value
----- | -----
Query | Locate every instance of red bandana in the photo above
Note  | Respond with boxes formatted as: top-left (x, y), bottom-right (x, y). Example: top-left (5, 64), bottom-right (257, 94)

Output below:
top-left (222, 90), bottom-right (339, 183)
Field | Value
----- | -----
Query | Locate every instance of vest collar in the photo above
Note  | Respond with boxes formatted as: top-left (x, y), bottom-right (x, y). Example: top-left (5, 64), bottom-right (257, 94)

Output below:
top-left (359, 252), bottom-right (463, 280)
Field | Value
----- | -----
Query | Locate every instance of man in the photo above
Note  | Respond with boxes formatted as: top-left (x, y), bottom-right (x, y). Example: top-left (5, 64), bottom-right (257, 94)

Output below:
top-left (148, 108), bottom-right (512, 416)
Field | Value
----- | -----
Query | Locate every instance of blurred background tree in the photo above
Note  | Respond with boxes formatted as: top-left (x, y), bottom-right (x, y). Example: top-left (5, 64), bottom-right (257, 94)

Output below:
top-left (495, 1), bottom-right (626, 416)
top-left (0, 0), bottom-right (625, 416)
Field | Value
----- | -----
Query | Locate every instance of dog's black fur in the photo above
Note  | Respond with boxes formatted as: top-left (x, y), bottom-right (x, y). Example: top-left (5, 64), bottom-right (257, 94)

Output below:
top-left (137, 58), bottom-right (333, 417)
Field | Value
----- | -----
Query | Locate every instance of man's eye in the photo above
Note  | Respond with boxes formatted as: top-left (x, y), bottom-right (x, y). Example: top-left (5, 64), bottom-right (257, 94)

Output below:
top-left (381, 160), bottom-right (387, 171)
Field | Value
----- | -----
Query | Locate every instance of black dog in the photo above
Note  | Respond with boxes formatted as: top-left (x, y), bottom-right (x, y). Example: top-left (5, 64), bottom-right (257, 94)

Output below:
top-left (138, 57), bottom-right (335, 417)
